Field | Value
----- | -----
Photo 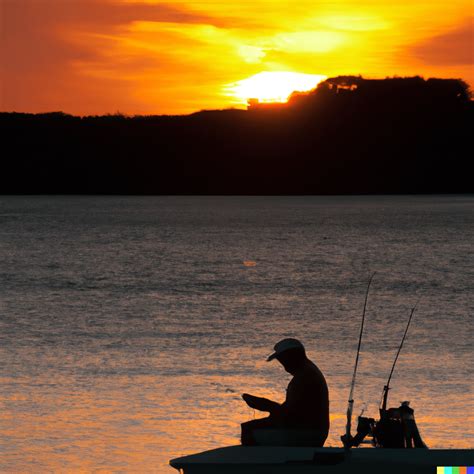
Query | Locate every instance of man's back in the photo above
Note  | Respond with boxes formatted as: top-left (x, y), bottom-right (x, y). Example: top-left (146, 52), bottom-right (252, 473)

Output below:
top-left (281, 359), bottom-right (330, 434)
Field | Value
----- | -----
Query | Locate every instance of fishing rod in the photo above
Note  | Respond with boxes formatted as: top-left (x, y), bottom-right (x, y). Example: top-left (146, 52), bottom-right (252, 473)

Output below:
top-left (344, 272), bottom-right (376, 449)
top-left (380, 303), bottom-right (417, 411)
top-left (341, 299), bottom-right (427, 449)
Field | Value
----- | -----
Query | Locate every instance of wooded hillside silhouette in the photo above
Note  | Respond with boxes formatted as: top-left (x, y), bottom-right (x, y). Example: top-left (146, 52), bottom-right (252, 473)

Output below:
top-left (1, 76), bottom-right (471, 194)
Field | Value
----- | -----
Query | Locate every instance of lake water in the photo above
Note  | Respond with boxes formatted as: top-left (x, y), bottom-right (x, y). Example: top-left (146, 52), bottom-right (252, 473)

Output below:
top-left (0, 195), bottom-right (472, 473)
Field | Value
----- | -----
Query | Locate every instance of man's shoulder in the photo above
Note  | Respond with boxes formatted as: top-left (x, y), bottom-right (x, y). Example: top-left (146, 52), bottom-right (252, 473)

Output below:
top-left (298, 360), bottom-right (328, 386)
top-left (303, 359), bottom-right (323, 375)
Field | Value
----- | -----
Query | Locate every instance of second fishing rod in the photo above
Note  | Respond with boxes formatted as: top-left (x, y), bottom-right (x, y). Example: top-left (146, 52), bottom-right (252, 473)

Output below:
top-left (342, 274), bottom-right (426, 449)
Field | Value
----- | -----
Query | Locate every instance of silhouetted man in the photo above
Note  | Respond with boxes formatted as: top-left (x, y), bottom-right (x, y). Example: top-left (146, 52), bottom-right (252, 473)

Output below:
top-left (241, 338), bottom-right (329, 447)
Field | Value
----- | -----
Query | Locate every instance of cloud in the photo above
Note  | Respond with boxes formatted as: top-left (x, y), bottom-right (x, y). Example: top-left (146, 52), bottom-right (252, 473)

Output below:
top-left (411, 19), bottom-right (474, 66)
top-left (271, 31), bottom-right (346, 54)
top-left (2, 0), bottom-right (473, 115)
top-left (2, 0), bottom-right (222, 30)
top-left (0, 0), bottom-right (234, 114)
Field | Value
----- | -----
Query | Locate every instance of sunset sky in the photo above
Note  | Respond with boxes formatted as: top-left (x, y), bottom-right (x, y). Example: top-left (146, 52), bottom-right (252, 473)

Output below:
top-left (1, 0), bottom-right (473, 115)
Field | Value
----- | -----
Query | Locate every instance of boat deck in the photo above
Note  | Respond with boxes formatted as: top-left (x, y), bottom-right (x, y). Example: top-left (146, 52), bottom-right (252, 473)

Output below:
top-left (170, 446), bottom-right (474, 473)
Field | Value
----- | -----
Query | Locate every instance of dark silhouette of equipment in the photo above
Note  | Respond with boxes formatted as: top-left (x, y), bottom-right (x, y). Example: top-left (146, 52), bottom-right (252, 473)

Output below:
top-left (342, 304), bottom-right (427, 449)
top-left (350, 400), bottom-right (427, 449)
top-left (344, 273), bottom-right (376, 449)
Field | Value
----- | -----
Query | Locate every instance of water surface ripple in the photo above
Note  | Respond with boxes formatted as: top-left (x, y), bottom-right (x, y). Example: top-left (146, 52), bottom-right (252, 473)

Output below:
top-left (0, 196), bottom-right (472, 472)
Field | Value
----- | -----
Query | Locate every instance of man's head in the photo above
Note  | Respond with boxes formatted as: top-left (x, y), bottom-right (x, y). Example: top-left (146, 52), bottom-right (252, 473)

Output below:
top-left (267, 338), bottom-right (307, 374)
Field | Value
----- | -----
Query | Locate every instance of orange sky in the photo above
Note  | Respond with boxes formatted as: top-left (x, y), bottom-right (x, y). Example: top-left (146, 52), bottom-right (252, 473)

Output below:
top-left (1, 0), bottom-right (473, 115)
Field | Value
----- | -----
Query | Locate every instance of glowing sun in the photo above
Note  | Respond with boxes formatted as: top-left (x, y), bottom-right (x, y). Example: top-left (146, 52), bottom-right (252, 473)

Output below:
top-left (229, 71), bottom-right (327, 104)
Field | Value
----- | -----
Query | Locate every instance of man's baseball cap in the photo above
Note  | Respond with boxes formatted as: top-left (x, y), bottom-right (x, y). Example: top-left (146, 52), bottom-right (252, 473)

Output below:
top-left (267, 338), bottom-right (305, 361)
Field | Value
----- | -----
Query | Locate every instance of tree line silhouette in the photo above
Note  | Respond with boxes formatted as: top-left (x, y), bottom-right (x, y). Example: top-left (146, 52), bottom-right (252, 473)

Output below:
top-left (1, 76), bottom-right (472, 194)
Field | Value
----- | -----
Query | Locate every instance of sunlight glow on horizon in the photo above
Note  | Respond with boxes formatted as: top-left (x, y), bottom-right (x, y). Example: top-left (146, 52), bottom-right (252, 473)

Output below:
top-left (2, 1), bottom-right (472, 115)
top-left (228, 72), bottom-right (327, 104)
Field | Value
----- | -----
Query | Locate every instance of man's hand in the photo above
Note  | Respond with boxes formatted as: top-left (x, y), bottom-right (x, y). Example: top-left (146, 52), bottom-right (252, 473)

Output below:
top-left (242, 393), bottom-right (261, 409)
top-left (242, 393), bottom-right (280, 413)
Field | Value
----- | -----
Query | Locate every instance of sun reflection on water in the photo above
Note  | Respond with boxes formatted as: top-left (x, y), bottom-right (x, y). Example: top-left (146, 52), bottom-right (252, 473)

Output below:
top-left (1, 196), bottom-right (473, 473)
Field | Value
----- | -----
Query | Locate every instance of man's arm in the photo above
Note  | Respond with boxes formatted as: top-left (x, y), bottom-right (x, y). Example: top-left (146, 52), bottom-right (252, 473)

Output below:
top-left (242, 393), bottom-right (281, 413)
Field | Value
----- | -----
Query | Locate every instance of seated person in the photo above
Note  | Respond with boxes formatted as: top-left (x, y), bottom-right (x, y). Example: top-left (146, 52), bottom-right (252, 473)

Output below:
top-left (241, 338), bottom-right (329, 447)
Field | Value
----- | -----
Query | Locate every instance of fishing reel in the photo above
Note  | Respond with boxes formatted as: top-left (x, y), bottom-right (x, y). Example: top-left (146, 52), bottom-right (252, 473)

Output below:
top-left (343, 400), bottom-right (427, 449)
top-left (341, 415), bottom-right (376, 448)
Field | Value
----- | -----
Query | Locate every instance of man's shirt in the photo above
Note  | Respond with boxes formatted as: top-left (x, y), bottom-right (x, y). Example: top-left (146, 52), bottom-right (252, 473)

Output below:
top-left (280, 359), bottom-right (330, 433)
